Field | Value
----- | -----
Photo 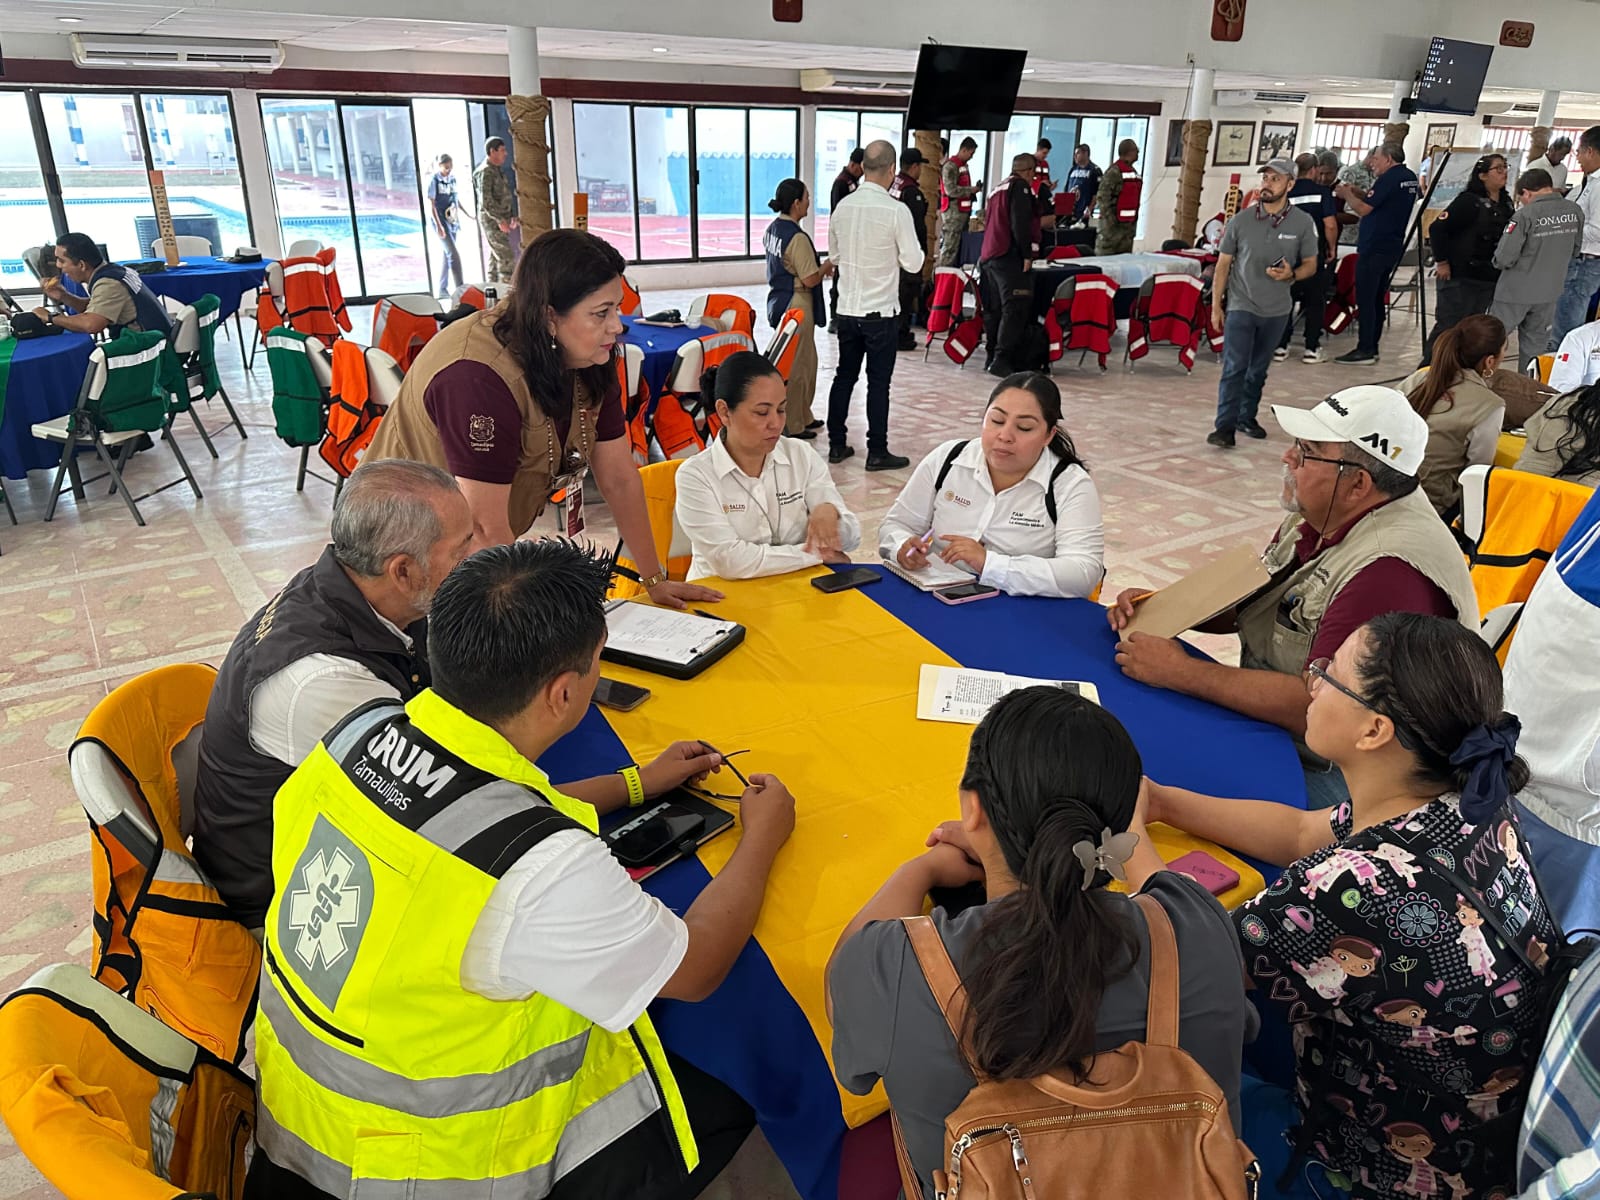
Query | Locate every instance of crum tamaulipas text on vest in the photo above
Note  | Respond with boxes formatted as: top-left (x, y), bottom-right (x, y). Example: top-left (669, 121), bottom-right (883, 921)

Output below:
top-left (351, 724), bottom-right (460, 809)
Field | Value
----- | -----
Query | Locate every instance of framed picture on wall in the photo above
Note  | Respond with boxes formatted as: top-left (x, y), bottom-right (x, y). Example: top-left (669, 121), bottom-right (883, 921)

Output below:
top-left (1425, 122), bottom-right (1459, 154)
top-left (1214, 121), bottom-right (1255, 166)
top-left (1257, 122), bottom-right (1299, 164)
top-left (1166, 119), bottom-right (1186, 167)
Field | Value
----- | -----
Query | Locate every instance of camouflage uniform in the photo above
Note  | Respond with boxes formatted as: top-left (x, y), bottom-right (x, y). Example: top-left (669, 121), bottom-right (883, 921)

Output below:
top-left (1095, 161), bottom-right (1137, 256)
top-left (937, 157), bottom-right (981, 266)
top-left (474, 160), bottom-right (517, 284)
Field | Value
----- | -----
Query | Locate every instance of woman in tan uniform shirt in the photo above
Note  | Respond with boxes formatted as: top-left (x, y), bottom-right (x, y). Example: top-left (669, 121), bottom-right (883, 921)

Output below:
top-left (366, 228), bottom-right (720, 610)
top-left (762, 178), bottom-right (833, 437)
top-left (1516, 383), bottom-right (1600, 489)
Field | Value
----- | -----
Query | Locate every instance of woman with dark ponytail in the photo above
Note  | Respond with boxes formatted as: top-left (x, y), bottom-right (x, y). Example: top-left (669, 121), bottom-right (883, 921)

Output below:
top-left (828, 688), bottom-right (1251, 1197)
top-left (1398, 313), bottom-right (1508, 516)
top-left (1151, 613), bottom-right (1560, 1199)
top-left (877, 371), bottom-right (1105, 598)
top-left (674, 349), bottom-right (860, 580)
top-left (762, 177), bottom-right (832, 437)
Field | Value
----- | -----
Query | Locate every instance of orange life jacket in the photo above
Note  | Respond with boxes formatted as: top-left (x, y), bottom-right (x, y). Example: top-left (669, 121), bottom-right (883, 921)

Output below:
top-left (268, 249), bottom-right (352, 342)
top-left (925, 268), bottom-right (968, 336)
top-left (319, 339), bottom-right (384, 478)
top-left (654, 331), bottom-right (754, 458)
top-left (617, 350), bottom-right (652, 468)
top-left (372, 297), bottom-right (441, 371)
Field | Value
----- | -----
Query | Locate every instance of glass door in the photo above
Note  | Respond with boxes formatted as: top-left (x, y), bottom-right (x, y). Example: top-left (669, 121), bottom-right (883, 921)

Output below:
top-left (694, 108), bottom-right (748, 258)
top-left (412, 98), bottom-right (485, 292)
top-left (260, 97), bottom-right (360, 282)
top-left (341, 103), bottom-right (428, 296)
top-left (0, 93), bottom-right (56, 289)
top-left (139, 93), bottom-right (252, 257)
top-left (38, 91), bottom-right (154, 262)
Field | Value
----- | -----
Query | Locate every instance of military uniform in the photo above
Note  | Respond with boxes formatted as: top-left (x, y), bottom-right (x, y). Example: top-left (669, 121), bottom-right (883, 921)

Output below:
top-left (937, 157), bottom-right (980, 266)
top-left (474, 159), bottom-right (517, 284)
top-left (1095, 160), bottom-right (1138, 256)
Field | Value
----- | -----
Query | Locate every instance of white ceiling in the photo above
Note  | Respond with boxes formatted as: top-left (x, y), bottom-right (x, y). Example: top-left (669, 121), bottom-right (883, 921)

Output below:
top-left (4, 1), bottom-right (1598, 115)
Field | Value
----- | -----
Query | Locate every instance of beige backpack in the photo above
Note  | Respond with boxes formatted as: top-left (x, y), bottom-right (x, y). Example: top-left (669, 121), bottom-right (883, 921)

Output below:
top-left (893, 894), bottom-right (1259, 1200)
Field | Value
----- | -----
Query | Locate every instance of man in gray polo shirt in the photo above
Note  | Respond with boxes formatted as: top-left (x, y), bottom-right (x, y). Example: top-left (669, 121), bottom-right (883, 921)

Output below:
top-left (1208, 158), bottom-right (1321, 448)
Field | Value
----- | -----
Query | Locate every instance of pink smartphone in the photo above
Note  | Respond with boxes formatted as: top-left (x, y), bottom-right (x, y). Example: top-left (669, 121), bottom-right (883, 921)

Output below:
top-left (934, 581), bottom-right (1001, 605)
top-left (1168, 850), bottom-right (1241, 897)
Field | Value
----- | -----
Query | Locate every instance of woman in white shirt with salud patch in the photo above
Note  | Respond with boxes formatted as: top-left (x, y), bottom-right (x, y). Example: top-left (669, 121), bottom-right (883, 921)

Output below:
top-left (879, 371), bottom-right (1105, 598)
top-left (674, 350), bottom-right (862, 580)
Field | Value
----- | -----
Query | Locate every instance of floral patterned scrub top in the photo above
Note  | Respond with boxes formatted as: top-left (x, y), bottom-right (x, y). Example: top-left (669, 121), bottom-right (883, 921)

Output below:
top-left (1235, 795), bottom-right (1559, 1199)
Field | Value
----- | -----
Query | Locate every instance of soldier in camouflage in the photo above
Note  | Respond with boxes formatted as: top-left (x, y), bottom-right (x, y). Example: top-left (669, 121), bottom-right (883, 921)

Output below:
top-left (473, 138), bottom-right (519, 285)
top-left (937, 137), bottom-right (982, 266)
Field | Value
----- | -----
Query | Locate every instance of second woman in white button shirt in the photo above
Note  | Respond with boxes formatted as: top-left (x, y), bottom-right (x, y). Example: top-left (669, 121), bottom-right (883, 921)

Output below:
top-left (878, 372), bottom-right (1105, 599)
top-left (675, 351), bottom-right (862, 581)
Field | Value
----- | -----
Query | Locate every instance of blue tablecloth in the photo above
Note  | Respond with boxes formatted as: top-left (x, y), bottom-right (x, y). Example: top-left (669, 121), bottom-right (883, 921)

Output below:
top-left (622, 320), bottom-right (718, 400)
top-left (64, 256), bottom-right (269, 321)
top-left (0, 333), bottom-right (95, 479)
top-left (536, 568), bottom-right (1305, 1200)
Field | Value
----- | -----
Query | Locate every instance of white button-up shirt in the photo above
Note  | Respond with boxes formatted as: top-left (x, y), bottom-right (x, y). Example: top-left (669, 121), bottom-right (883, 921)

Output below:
top-left (829, 179), bottom-right (925, 318)
top-left (1550, 318), bottom-right (1600, 393)
top-left (877, 438), bottom-right (1105, 599)
top-left (674, 433), bottom-right (862, 580)
top-left (1571, 170), bottom-right (1600, 256)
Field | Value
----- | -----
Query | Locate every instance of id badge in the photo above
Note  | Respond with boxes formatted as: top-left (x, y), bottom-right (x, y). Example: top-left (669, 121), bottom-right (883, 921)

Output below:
top-left (561, 479), bottom-right (586, 537)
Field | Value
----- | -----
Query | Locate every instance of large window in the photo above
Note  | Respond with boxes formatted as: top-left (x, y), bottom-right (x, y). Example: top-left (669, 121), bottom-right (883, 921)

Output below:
top-left (1004, 115), bottom-right (1081, 177)
top-left (140, 94), bottom-right (250, 256)
top-left (574, 102), bottom-right (797, 262)
top-left (0, 93), bottom-right (55, 290)
top-left (813, 108), bottom-right (905, 251)
top-left (260, 97), bottom-right (364, 285)
top-left (1310, 121), bottom-right (1386, 165)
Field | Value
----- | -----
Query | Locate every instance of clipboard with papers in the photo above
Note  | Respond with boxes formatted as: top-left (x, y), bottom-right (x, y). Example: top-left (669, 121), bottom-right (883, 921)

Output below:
top-left (1119, 544), bottom-right (1274, 641)
top-left (600, 599), bottom-right (746, 679)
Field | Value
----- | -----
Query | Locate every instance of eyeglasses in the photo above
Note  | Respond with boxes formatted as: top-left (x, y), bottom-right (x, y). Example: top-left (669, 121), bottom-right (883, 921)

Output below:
top-left (1303, 658), bottom-right (1377, 710)
top-left (683, 742), bottom-right (752, 801)
top-left (1290, 439), bottom-right (1359, 471)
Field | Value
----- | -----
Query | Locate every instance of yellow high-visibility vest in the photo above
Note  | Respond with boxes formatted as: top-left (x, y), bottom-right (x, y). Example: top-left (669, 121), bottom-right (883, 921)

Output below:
top-left (256, 689), bottom-right (698, 1196)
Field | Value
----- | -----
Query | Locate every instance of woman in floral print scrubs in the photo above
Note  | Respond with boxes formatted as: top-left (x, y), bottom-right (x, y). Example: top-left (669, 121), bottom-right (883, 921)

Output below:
top-left (1148, 613), bottom-right (1559, 1198)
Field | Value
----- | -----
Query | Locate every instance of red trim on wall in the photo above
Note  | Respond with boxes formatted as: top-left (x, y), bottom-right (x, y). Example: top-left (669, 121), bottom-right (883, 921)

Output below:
top-left (1313, 107), bottom-right (1389, 120)
top-left (1, 56), bottom-right (1161, 115)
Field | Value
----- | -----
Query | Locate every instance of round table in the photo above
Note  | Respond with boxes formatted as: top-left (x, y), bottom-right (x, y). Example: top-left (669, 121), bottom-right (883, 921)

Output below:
top-left (621, 320), bottom-right (718, 399)
top-left (0, 333), bottom-right (95, 479)
top-left (65, 257), bottom-right (270, 321)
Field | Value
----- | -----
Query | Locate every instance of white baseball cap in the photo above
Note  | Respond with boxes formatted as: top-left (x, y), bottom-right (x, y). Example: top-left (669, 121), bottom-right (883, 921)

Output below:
top-left (1271, 386), bottom-right (1428, 478)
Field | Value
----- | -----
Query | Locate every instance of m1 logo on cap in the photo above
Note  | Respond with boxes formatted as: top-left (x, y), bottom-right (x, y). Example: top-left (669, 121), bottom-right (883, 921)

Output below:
top-left (1358, 431), bottom-right (1403, 461)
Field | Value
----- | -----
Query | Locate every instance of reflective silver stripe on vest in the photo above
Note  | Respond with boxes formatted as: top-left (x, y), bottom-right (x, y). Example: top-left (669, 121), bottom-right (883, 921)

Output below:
top-left (324, 702), bottom-right (406, 763)
top-left (153, 849), bottom-right (208, 887)
top-left (148, 1075), bottom-right (180, 1179)
top-left (256, 1070), bottom-right (663, 1198)
top-left (261, 971), bottom-right (590, 1118)
top-left (415, 778), bottom-right (546, 852)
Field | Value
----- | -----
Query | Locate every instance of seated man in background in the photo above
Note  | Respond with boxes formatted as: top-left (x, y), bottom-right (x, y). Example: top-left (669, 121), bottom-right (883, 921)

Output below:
top-left (1109, 386), bottom-right (1480, 808)
top-left (247, 539), bottom-right (796, 1200)
top-left (193, 460), bottom-right (718, 928)
top-left (32, 232), bottom-right (173, 338)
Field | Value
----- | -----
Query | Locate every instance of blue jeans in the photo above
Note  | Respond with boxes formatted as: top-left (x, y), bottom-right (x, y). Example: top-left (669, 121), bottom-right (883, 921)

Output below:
top-left (827, 315), bottom-right (898, 453)
top-left (1215, 309), bottom-right (1289, 432)
top-left (435, 226), bottom-right (463, 297)
top-left (1550, 254), bottom-right (1600, 351)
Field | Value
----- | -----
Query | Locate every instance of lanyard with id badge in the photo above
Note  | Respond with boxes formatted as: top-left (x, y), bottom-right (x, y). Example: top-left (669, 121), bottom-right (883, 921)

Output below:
top-left (552, 401), bottom-right (594, 537)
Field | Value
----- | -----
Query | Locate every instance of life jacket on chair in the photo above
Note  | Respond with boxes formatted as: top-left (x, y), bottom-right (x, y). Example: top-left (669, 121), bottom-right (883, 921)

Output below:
top-left (1127, 274), bottom-right (1204, 371)
top-left (1324, 254), bottom-right (1360, 335)
top-left (1116, 166), bottom-right (1142, 224)
top-left (0, 962), bottom-right (256, 1200)
top-left (1065, 273), bottom-right (1117, 369)
top-left (1464, 466), bottom-right (1598, 621)
top-left (654, 331), bottom-right (755, 458)
top-left (617, 348), bottom-right (652, 468)
top-left (926, 268), bottom-right (968, 337)
top-left (372, 297), bottom-right (441, 372)
top-left (319, 339), bottom-right (384, 479)
top-left (275, 249), bottom-right (351, 342)
top-left (74, 665), bottom-right (261, 1065)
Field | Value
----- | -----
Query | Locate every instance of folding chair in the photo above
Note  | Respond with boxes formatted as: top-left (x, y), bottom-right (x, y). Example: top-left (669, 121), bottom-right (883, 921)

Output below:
top-left (70, 662), bottom-right (261, 1064)
top-left (149, 234), bottom-right (213, 258)
top-left (924, 266), bottom-right (970, 361)
top-left (1528, 354), bottom-right (1554, 386)
top-left (763, 306), bottom-right (805, 382)
top-left (687, 293), bottom-right (757, 338)
top-left (266, 326), bottom-right (337, 492)
top-left (365, 345), bottom-right (405, 410)
top-left (654, 339), bottom-right (710, 459)
top-left (1125, 273), bottom-right (1205, 371)
top-left (33, 331), bottom-right (203, 527)
top-left (0, 962), bottom-right (256, 1200)
top-left (21, 244), bottom-right (50, 281)
top-left (621, 275), bottom-right (644, 318)
top-left (238, 259), bottom-right (283, 370)
top-left (170, 294), bottom-right (247, 451)
top-left (608, 459), bottom-right (692, 601)
top-left (619, 342), bottom-right (652, 467)
top-left (372, 293), bottom-right (444, 372)
top-left (286, 237), bottom-right (324, 257)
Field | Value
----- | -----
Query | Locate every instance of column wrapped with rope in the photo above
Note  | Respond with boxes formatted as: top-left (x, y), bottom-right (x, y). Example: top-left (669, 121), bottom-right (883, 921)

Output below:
top-left (1529, 126), bottom-right (1552, 166)
top-left (914, 128), bottom-right (942, 279)
top-left (507, 94), bottom-right (554, 243)
top-left (1173, 119), bottom-right (1213, 247)
top-left (1383, 121), bottom-right (1410, 152)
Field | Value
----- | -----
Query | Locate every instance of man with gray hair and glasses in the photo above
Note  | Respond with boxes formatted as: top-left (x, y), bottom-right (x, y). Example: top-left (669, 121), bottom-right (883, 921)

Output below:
top-left (193, 460), bottom-right (722, 927)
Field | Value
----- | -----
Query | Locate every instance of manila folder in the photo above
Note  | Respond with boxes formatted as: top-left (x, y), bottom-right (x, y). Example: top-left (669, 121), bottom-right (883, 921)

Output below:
top-left (1120, 544), bottom-right (1273, 641)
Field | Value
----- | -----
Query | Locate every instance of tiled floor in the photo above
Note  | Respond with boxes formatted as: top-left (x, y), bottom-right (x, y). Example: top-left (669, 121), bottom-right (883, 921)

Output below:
top-left (0, 283), bottom-right (1426, 1197)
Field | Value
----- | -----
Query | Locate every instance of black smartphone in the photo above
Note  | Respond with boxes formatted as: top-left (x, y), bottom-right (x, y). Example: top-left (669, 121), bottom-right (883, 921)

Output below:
top-left (608, 807), bottom-right (705, 868)
top-left (812, 566), bottom-right (881, 593)
top-left (934, 581), bottom-right (1001, 605)
top-left (592, 677), bottom-right (651, 711)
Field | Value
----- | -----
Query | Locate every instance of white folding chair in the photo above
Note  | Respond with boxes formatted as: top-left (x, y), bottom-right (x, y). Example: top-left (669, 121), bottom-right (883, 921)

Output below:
top-left (149, 235), bottom-right (213, 258)
top-left (238, 260), bottom-right (284, 371)
top-left (364, 346), bottom-right (405, 410)
top-left (286, 238), bottom-right (324, 257)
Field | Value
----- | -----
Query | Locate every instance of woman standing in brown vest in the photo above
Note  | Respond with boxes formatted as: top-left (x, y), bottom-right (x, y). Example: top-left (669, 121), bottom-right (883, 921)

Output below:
top-left (367, 229), bottom-right (722, 610)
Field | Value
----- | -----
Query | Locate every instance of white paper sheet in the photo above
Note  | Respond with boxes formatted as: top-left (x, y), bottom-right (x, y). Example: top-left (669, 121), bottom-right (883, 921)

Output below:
top-left (605, 602), bottom-right (738, 666)
top-left (916, 664), bottom-right (1101, 725)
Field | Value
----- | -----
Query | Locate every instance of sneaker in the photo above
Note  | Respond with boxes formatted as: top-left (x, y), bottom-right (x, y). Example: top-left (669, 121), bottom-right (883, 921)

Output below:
top-left (828, 444), bottom-right (855, 464)
top-left (1335, 349), bottom-right (1378, 365)
top-left (1302, 348), bottom-right (1325, 363)
top-left (865, 451), bottom-right (911, 471)
top-left (1237, 419), bottom-right (1268, 440)
top-left (1206, 429), bottom-right (1236, 449)
top-left (1272, 347), bottom-right (1289, 362)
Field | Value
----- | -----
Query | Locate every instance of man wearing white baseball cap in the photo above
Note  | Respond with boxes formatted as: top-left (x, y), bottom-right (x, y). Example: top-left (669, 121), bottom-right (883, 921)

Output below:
top-left (1110, 385), bottom-right (1480, 808)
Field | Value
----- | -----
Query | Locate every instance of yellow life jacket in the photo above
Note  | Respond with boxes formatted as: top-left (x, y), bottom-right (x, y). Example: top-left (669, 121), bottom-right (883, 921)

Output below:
top-left (1465, 466), bottom-right (1597, 617)
top-left (256, 689), bottom-right (698, 1196)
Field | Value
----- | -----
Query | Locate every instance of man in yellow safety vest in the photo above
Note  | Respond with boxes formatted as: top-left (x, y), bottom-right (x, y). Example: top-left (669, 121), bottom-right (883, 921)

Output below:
top-left (248, 539), bottom-right (796, 1199)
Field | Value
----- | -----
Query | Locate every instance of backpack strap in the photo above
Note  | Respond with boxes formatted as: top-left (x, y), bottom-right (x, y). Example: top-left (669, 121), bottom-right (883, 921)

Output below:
top-left (932, 441), bottom-right (969, 496)
top-left (901, 915), bottom-right (969, 1048)
top-left (1044, 455), bottom-right (1070, 524)
top-left (1133, 893), bottom-right (1181, 1048)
